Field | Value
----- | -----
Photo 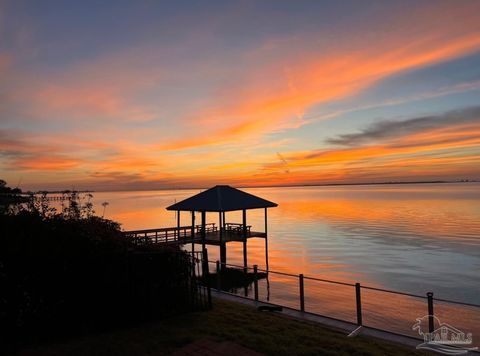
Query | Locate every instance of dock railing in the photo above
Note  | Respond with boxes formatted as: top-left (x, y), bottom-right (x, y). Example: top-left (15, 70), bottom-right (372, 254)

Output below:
top-left (125, 223), bottom-right (217, 245)
top-left (195, 254), bottom-right (480, 345)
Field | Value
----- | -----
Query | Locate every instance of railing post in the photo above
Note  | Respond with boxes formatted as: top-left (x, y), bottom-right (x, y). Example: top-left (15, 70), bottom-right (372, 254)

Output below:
top-left (427, 292), bottom-right (434, 333)
top-left (216, 260), bottom-right (221, 291)
top-left (355, 283), bottom-right (362, 326)
top-left (254, 265), bottom-right (259, 301)
top-left (299, 274), bottom-right (305, 312)
top-left (202, 248), bottom-right (212, 308)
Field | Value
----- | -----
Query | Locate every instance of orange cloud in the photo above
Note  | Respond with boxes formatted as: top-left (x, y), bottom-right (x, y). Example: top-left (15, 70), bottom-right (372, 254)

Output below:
top-left (0, 130), bottom-right (162, 181)
top-left (162, 3), bottom-right (480, 150)
top-left (171, 107), bottom-right (478, 187)
top-left (254, 119), bottom-right (480, 185)
top-left (90, 154), bottom-right (160, 173)
top-left (13, 156), bottom-right (82, 171)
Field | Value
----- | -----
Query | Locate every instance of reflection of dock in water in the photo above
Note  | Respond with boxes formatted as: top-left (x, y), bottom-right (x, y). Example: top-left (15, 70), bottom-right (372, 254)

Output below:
top-left (202, 265), bottom-right (270, 300)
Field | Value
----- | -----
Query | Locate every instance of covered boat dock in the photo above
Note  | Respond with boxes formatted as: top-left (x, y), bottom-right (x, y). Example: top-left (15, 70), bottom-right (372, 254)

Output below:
top-left (125, 185), bottom-right (277, 269)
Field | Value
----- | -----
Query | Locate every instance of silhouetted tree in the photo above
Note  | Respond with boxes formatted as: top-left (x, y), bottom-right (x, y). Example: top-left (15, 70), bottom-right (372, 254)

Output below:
top-left (26, 192), bottom-right (57, 218)
top-left (0, 180), bottom-right (24, 215)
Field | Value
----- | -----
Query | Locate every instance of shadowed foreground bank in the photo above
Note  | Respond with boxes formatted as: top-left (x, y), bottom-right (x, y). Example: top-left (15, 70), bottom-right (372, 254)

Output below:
top-left (21, 298), bottom-right (425, 356)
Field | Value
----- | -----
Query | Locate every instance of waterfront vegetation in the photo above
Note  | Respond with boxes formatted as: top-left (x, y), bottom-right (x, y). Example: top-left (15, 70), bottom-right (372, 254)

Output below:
top-left (0, 181), bottom-right (200, 353)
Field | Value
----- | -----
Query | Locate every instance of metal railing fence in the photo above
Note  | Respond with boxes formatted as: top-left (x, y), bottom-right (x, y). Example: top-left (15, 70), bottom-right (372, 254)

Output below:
top-left (194, 249), bottom-right (480, 344)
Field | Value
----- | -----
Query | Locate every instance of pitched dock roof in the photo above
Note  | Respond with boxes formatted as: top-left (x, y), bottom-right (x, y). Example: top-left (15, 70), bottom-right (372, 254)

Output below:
top-left (166, 185), bottom-right (277, 212)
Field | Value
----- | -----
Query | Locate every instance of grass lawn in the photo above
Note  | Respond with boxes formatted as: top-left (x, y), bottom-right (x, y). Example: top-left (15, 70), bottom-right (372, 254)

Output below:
top-left (21, 298), bottom-right (426, 355)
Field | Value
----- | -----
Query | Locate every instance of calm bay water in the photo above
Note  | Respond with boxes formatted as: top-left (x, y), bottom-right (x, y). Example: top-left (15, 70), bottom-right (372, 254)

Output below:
top-left (92, 183), bottom-right (480, 340)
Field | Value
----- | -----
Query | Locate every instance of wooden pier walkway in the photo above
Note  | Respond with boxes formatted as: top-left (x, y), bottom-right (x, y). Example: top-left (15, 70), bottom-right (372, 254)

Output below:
top-left (124, 223), bottom-right (266, 246)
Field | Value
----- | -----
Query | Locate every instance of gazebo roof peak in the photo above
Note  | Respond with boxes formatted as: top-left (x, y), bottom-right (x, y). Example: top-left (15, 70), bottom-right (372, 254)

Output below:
top-left (166, 185), bottom-right (277, 212)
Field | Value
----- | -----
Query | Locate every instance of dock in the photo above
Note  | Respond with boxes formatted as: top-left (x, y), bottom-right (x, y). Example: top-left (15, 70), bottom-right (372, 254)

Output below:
top-left (124, 185), bottom-right (277, 270)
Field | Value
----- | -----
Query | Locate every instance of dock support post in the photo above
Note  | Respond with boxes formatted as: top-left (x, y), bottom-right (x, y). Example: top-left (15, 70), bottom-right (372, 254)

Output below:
top-left (201, 211), bottom-right (206, 251)
top-left (243, 241), bottom-right (247, 270)
top-left (264, 208), bottom-right (269, 272)
top-left (265, 238), bottom-right (269, 271)
top-left (299, 274), bottom-right (305, 312)
top-left (254, 265), bottom-right (259, 301)
top-left (242, 209), bottom-right (247, 269)
top-left (219, 211), bottom-right (222, 243)
top-left (220, 244), bottom-right (227, 268)
top-left (427, 292), bottom-right (434, 333)
top-left (243, 209), bottom-right (248, 298)
top-left (176, 210), bottom-right (180, 241)
top-left (191, 211), bottom-right (195, 257)
top-left (355, 283), bottom-right (363, 326)
top-left (219, 212), bottom-right (226, 267)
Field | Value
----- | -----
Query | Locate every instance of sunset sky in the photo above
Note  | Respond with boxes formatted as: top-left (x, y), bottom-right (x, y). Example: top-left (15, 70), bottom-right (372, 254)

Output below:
top-left (1, 0), bottom-right (480, 191)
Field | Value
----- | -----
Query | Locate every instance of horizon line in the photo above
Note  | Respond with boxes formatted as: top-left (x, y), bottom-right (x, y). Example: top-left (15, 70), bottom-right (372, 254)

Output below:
top-left (22, 179), bottom-right (479, 194)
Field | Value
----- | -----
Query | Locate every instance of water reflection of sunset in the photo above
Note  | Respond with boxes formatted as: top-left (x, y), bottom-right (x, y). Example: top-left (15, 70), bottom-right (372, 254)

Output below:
top-left (88, 184), bottom-right (480, 343)
top-left (93, 184), bottom-right (480, 301)
top-left (279, 198), bottom-right (480, 242)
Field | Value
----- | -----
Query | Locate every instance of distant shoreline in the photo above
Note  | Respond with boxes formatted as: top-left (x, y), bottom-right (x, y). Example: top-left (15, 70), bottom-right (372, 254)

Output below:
top-left (244, 180), bottom-right (479, 190)
top-left (38, 179), bottom-right (477, 194)
top-left (22, 190), bottom-right (95, 195)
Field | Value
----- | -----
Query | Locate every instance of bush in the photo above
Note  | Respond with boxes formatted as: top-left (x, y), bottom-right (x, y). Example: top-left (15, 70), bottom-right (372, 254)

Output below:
top-left (0, 182), bottom-right (201, 351)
